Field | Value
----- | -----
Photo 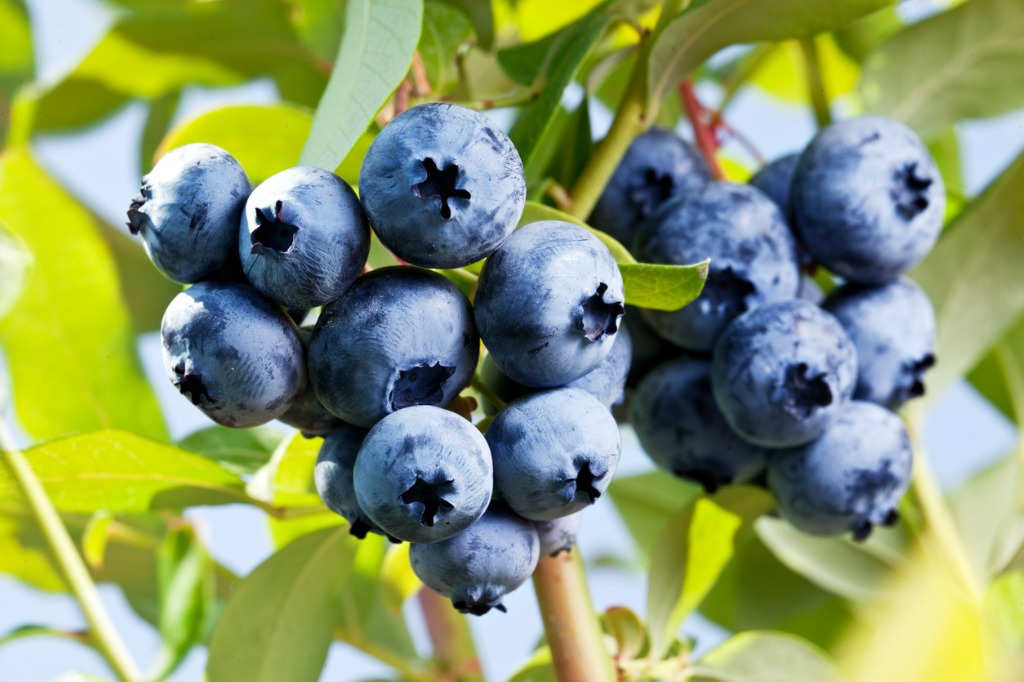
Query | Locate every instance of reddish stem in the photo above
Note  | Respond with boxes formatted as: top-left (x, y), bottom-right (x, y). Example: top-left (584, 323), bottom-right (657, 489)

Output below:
top-left (678, 79), bottom-right (727, 181)
top-left (417, 588), bottom-right (481, 680)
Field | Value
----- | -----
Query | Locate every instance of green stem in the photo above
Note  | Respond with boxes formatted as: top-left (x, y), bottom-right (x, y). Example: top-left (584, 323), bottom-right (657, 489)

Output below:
top-left (0, 421), bottom-right (141, 682)
top-left (532, 551), bottom-right (616, 682)
top-left (798, 37), bottom-right (831, 129)
top-left (470, 373), bottom-right (506, 412)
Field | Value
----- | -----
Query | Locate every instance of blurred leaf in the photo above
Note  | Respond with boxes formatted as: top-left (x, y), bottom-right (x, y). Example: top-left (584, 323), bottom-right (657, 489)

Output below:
top-left (609, 469), bottom-right (701, 561)
top-left (288, 0), bottom-right (347, 61)
top-left (498, 30), bottom-right (561, 86)
top-left (553, 97), bottom-right (594, 190)
top-left (647, 0), bottom-right (895, 105)
top-left (140, 90), bottom-right (180, 172)
top-left (647, 485), bottom-right (773, 657)
top-left (984, 572), bottom-right (1024, 655)
top-left (518, 200), bottom-right (636, 263)
top-left (438, 0), bottom-right (495, 49)
top-left (861, 0), bottom-right (1024, 139)
top-left (755, 516), bottom-right (900, 601)
top-left (506, 0), bottom-right (606, 42)
top-left (207, 528), bottom-right (354, 682)
top-left (692, 631), bottom-right (838, 682)
top-left (419, 2), bottom-right (474, 95)
top-left (914, 150), bottom-right (1024, 400)
top-left (0, 219), bottom-right (30, 320)
top-left (0, 624), bottom-right (87, 647)
top-left (927, 127), bottom-right (966, 222)
top-left (299, 0), bottom-right (423, 170)
top-left (620, 260), bottom-right (709, 312)
top-left (0, 430), bottom-right (247, 513)
top-left (159, 104), bottom-right (314, 184)
top-left (952, 452), bottom-right (1024, 581)
top-left (81, 512), bottom-right (114, 571)
top-left (0, 0), bottom-right (33, 145)
top-left (747, 36), bottom-right (860, 104)
top-left (508, 8), bottom-right (616, 172)
top-left (380, 542), bottom-right (422, 610)
top-left (832, 6), bottom-right (903, 64)
top-left (268, 510), bottom-right (344, 549)
top-left (508, 645), bottom-right (556, 682)
top-left (603, 606), bottom-right (647, 660)
top-left (247, 432), bottom-right (322, 508)
top-left (178, 425), bottom-right (286, 476)
top-left (0, 148), bottom-right (166, 441)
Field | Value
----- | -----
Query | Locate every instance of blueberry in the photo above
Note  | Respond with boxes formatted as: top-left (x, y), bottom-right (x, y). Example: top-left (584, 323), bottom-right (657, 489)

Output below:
top-left (622, 306), bottom-right (676, 387)
top-left (631, 357), bottom-right (769, 492)
top-left (824, 277), bottom-right (936, 410)
top-left (277, 330), bottom-right (344, 437)
top-left (533, 511), bottom-right (581, 557)
top-left (353, 406), bottom-right (492, 543)
top-left (475, 221), bottom-right (625, 387)
top-left (359, 103), bottom-right (526, 268)
top-left (711, 300), bottom-right (858, 448)
top-left (749, 153), bottom-right (799, 224)
top-left (308, 266), bottom-right (479, 428)
top-left (314, 423), bottom-right (388, 540)
top-left (160, 281), bottom-right (306, 428)
top-left (589, 127), bottom-right (712, 247)
top-left (634, 182), bottom-right (800, 352)
top-left (409, 506), bottom-right (539, 615)
top-left (768, 401), bottom-right (912, 540)
top-left (486, 387), bottom-right (620, 521)
top-left (239, 166), bottom-right (369, 308)
top-left (791, 116), bottom-right (946, 284)
top-left (127, 143), bottom-right (249, 283)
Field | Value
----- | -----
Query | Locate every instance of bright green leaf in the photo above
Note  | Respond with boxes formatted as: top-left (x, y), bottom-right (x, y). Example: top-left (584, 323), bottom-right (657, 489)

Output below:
top-left (984, 571), bottom-right (1024, 655)
top-left (288, 0), bottom-right (347, 61)
top-left (299, 0), bottom-right (423, 170)
top-left (81, 512), bottom-right (114, 571)
top-left (379, 542), bottom-right (422, 611)
top-left (178, 425), bottom-right (285, 476)
top-left (247, 432), bottom-right (323, 508)
top-left (693, 631), bottom-right (839, 682)
top-left (207, 528), bottom-right (355, 682)
top-left (0, 430), bottom-right (247, 514)
top-left (438, 0), bottom-right (495, 50)
top-left (158, 104), bottom-right (314, 184)
top-left (619, 260), bottom-right (709, 311)
top-left (0, 0), bottom-right (33, 145)
top-left (748, 36), bottom-right (860, 104)
top-left (0, 219), bottom-right (30, 320)
top-left (647, 485), bottom-right (773, 657)
top-left (0, 148), bottom-right (166, 441)
top-left (647, 0), bottom-right (895, 105)
top-left (268, 511), bottom-right (344, 549)
top-left (608, 468), bottom-right (701, 561)
top-left (508, 645), bottom-right (556, 682)
top-left (913, 150), bottom-right (1024, 400)
top-left (0, 624), bottom-right (87, 647)
top-left (861, 0), bottom-right (1024, 139)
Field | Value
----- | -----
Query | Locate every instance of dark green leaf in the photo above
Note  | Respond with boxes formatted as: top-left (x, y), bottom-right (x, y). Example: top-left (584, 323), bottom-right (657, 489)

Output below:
top-left (832, 7), bottom-right (903, 64)
top-left (178, 426), bottom-right (286, 476)
top-left (498, 31), bottom-right (561, 86)
top-left (620, 260), bottom-right (709, 311)
top-left (0, 148), bottom-right (166, 441)
top-left (299, 0), bottom-right (423, 170)
top-left (608, 469), bottom-right (701, 561)
top-left (207, 528), bottom-right (356, 682)
top-left (647, 486), bottom-right (773, 657)
top-left (647, 0), bottom-right (895, 104)
top-left (861, 0), bottom-right (1024, 139)
top-left (0, 0), bottom-right (34, 146)
top-left (913, 150), bottom-right (1024, 400)
top-left (438, 0), bottom-right (495, 50)
top-left (419, 2), bottom-right (474, 95)
top-left (553, 97), bottom-right (594, 190)
top-left (693, 631), bottom-right (838, 682)
top-left (140, 90), bottom-right (180, 172)
top-left (287, 0), bottom-right (347, 61)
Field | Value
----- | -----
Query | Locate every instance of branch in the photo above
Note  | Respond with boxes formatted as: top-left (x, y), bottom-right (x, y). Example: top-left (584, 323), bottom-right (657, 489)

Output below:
top-left (417, 588), bottom-right (482, 680)
top-left (679, 79), bottom-right (727, 181)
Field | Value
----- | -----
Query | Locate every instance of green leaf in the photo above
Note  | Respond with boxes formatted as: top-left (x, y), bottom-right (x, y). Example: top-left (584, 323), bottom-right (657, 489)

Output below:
top-left (437, 0), bottom-right (495, 50)
top-left (913, 150), bottom-right (1024, 400)
top-left (0, 430), bottom-right (247, 513)
top-left (608, 469), bottom-right (701, 561)
top-left (268, 511), bottom-right (344, 549)
top-left (747, 37), bottom-right (861, 105)
top-left (81, 512), bottom-right (114, 571)
top-left (693, 631), bottom-right (838, 682)
top-left (646, 485), bottom-right (773, 657)
top-left (419, 2), bottom-right (474, 95)
top-left (984, 572), bottom-right (1024, 654)
top-left (299, 0), bottom-right (423, 170)
top-left (0, 219), bottom-right (30, 320)
top-left (508, 7), bottom-right (616, 171)
top-left (379, 542), bottom-right (422, 611)
top-left (159, 104), bottom-right (314, 184)
top-left (207, 528), bottom-right (355, 682)
top-left (603, 606), bottom-right (647, 660)
top-left (287, 0), bottom-right (347, 61)
top-left (247, 432), bottom-right (323, 508)
top-left (0, 624), bottom-right (88, 647)
top-left (140, 90), bottom-right (181, 172)
top-left (647, 0), bottom-right (895, 104)
top-left (619, 260), bottom-right (709, 311)
top-left (861, 0), bottom-right (1024, 139)
top-left (755, 515), bottom-right (902, 601)
top-left (0, 0), bottom-right (34, 146)
top-left (178, 426), bottom-right (286, 476)
top-left (0, 148), bottom-right (166, 441)
top-left (518, 200), bottom-right (636, 263)
top-left (508, 646), bottom-right (556, 682)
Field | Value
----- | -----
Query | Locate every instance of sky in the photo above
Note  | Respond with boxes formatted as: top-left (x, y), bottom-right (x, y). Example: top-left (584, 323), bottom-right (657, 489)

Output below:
top-left (2, 0), bottom-right (1024, 680)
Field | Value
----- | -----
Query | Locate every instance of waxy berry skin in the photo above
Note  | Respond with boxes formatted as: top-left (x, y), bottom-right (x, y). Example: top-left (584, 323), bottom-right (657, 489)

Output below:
top-left (240, 166), bottom-right (369, 309)
top-left (314, 423), bottom-right (387, 540)
top-left (359, 103), bottom-right (526, 269)
top-left (160, 281), bottom-right (306, 428)
top-left (128, 143), bottom-right (250, 284)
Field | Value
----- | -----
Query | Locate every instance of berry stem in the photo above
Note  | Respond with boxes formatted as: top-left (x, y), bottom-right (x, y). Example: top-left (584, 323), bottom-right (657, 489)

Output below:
top-left (532, 551), bottom-right (616, 682)
top-left (470, 373), bottom-right (506, 411)
top-left (679, 79), bottom-right (727, 181)
top-left (0, 420), bottom-right (142, 682)
top-left (417, 587), bottom-right (482, 680)
top-left (798, 37), bottom-right (832, 129)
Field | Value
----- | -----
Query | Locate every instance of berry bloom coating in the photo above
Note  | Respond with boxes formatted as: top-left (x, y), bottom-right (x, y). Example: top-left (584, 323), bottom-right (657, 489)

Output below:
top-left (354, 406), bottom-right (492, 544)
top-left (359, 103), bottom-right (526, 268)
top-left (475, 221), bottom-right (625, 387)
top-left (410, 507), bottom-right (539, 615)
top-left (128, 143), bottom-right (249, 283)
top-left (589, 127), bottom-right (712, 247)
top-left (634, 182), bottom-right (800, 352)
top-left (824, 277), bottom-right (936, 410)
top-left (791, 116), bottom-right (946, 284)
top-left (314, 423), bottom-right (386, 540)
top-left (277, 328), bottom-right (345, 437)
top-left (534, 512), bottom-right (581, 557)
top-left (160, 281), bottom-right (306, 428)
top-left (240, 166), bottom-right (369, 308)
top-left (308, 267), bottom-right (479, 428)
top-left (486, 387), bottom-right (621, 521)
top-left (749, 153), bottom-right (799, 224)
top-left (711, 300), bottom-right (858, 448)
top-left (631, 357), bottom-right (769, 492)
top-left (768, 401), bottom-right (912, 540)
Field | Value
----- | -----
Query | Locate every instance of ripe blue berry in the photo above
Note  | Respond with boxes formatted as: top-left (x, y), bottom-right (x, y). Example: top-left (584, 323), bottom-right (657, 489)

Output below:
top-left (314, 423), bottom-right (387, 539)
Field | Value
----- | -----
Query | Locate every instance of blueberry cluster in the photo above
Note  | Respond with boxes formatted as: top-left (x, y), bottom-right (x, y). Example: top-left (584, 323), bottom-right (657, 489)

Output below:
top-left (618, 116), bottom-right (942, 541)
top-left (132, 103), bottom-right (628, 615)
